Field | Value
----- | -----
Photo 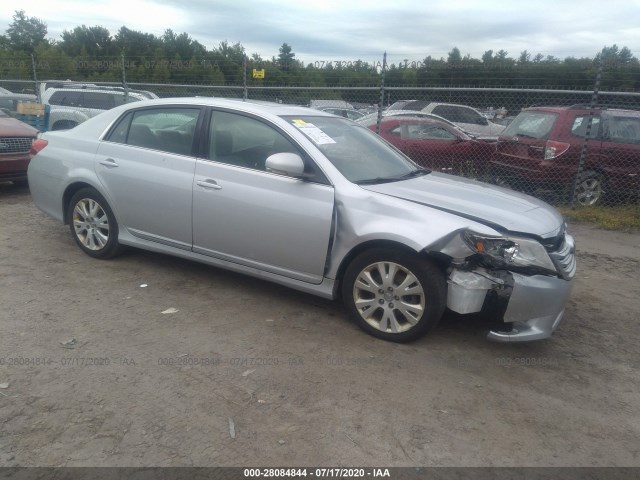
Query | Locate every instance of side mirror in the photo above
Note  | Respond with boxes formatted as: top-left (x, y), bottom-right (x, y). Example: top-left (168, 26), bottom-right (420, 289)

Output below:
top-left (265, 152), bottom-right (306, 178)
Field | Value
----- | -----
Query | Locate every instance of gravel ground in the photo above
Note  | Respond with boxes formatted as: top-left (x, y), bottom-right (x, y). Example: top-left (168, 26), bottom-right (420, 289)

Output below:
top-left (0, 182), bottom-right (639, 467)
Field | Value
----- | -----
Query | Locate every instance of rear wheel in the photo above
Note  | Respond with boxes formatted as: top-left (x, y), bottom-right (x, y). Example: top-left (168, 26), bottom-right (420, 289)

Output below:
top-left (574, 170), bottom-right (604, 206)
top-left (342, 248), bottom-right (446, 342)
top-left (67, 188), bottom-right (122, 259)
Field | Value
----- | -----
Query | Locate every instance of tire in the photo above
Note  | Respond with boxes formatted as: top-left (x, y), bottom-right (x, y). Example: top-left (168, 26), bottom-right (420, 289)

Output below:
top-left (67, 188), bottom-right (122, 259)
top-left (52, 120), bottom-right (78, 131)
top-left (493, 175), bottom-right (513, 189)
top-left (487, 168), bottom-right (514, 190)
top-left (342, 248), bottom-right (446, 342)
top-left (574, 170), bottom-right (604, 206)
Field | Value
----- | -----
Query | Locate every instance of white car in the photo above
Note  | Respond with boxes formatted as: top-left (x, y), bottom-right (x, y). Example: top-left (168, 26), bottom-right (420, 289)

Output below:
top-left (421, 103), bottom-right (506, 137)
top-left (43, 86), bottom-right (157, 131)
top-left (388, 100), bottom-right (505, 137)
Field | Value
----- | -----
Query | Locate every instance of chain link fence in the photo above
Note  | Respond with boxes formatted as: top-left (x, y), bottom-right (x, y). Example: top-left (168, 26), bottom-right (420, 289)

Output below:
top-left (1, 53), bottom-right (639, 208)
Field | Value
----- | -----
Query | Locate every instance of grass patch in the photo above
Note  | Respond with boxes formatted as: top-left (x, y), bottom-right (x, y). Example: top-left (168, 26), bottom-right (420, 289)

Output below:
top-left (559, 204), bottom-right (640, 232)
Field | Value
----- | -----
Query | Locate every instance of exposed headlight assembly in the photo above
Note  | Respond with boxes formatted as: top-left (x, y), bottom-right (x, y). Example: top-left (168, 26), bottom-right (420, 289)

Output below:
top-left (462, 231), bottom-right (557, 273)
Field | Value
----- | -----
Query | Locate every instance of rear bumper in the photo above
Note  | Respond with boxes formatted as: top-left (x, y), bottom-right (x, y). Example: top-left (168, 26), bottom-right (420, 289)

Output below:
top-left (487, 272), bottom-right (573, 342)
top-left (0, 154), bottom-right (31, 181)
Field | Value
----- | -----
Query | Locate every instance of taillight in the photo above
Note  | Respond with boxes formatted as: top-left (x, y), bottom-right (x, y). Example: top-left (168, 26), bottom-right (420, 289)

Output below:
top-left (544, 140), bottom-right (570, 160)
top-left (29, 139), bottom-right (48, 157)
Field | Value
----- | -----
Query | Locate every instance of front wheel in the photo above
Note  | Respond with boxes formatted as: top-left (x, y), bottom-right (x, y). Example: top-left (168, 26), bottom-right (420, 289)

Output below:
top-left (342, 249), bottom-right (446, 342)
top-left (67, 188), bottom-right (122, 259)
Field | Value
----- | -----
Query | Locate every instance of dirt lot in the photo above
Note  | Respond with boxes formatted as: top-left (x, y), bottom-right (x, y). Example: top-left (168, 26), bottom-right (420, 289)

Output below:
top-left (0, 182), bottom-right (639, 467)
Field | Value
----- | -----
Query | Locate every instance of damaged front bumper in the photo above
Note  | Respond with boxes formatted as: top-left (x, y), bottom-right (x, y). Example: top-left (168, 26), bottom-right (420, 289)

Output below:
top-left (447, 268), bottom-right (573, 342)
top-left (487, 272), bottom-right (573, 342)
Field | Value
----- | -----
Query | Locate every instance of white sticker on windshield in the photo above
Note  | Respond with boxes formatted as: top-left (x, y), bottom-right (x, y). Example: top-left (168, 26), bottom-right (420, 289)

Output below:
top-left (293, 122), bottom-right (336, 145)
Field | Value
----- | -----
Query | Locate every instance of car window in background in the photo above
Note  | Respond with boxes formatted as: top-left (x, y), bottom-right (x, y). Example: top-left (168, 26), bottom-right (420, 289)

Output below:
top-left (392, 124), bottom-right (458, 140)
top-left (502, 111), bottom-right (558, 139)
top-left (432, 105), bottom-right (486, 125)
top-left (606, 116), bottom-right (640, 143)
top-left (49, 91), bottom-right (82, 107)
top-left (284, 116), bottom-right (419, 183)
top-left (570, 116), bottom-right (601, 139)
top-left (81, 92), bottom-right (114, 110)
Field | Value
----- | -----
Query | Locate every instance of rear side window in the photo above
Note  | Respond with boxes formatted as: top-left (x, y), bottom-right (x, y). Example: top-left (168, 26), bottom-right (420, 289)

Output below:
top-left (605, 116), bottom-right (640, 144)
top-left (106, 108), bottom-right (200, 155)
top-left (502, 111), bottom-right (558, 139)
top-left (571, 116), bottom-right (601, 139)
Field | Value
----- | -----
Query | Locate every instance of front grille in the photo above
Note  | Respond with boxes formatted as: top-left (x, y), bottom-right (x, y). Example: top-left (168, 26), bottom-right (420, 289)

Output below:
top-left (548, 234), bottom-right (576, 280)
top-left (0, 137), bottom-right (33, 155)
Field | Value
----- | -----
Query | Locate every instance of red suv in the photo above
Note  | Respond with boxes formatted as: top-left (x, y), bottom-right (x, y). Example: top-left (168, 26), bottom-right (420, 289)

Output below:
top-left (489, 106), bottom-right (640, 205)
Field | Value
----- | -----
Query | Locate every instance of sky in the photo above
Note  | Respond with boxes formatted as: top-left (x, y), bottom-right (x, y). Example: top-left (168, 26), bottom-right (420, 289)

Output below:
top-left (2, 0), bottom-right (640, 65)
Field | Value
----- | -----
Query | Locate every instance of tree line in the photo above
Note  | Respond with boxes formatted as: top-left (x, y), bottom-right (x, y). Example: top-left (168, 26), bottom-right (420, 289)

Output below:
top-left (1, 10), bottom-right (639, 91)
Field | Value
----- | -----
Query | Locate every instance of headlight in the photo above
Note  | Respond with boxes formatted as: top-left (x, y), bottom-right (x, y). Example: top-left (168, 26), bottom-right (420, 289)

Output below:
top-left (462, 231), bottom-right (557, 272)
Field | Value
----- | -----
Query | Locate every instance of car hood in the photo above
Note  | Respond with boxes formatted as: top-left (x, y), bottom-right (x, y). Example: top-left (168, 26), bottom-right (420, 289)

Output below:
top-left (360, 172), bottom-right (564, 238)
top-left (0, 117), bottom-right (39, 137)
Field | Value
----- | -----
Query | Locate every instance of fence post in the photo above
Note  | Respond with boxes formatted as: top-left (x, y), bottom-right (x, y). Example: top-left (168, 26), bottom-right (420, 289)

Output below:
top-left (243, 55), bottom-right (248, 101)
top-left (31, 54), bottom-right (40, 102)
top-left (570, 59), bottom-right (602, 207)
top-left (121, 52), bottom-right (128, 100)
top-left (376, 51), bottom-right (387, 135)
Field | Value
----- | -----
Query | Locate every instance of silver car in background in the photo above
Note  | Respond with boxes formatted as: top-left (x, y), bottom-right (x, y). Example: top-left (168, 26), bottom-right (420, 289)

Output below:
top-left (28, 98), bottom-right (575, 342)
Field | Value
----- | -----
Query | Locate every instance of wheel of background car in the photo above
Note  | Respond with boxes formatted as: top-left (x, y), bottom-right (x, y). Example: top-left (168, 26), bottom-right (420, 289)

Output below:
top-left (52, 120), bottom-right (78, 131)
top-left (67, 188), bottom-right (122, 259)
top-left (342, 248), bottom-right (446, 342)
top-left (575, 170), bottom-right (604, 206)
top-left (493, 175), bottom-right (514, 190)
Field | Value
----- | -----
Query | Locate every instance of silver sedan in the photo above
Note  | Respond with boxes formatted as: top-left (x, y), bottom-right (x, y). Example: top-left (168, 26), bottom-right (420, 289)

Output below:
top-left (28, 98), bottom-right (575, 342)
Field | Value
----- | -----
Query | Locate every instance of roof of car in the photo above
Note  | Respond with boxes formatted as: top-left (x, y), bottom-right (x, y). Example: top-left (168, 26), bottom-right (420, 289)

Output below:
top-left (522, 105), bottom-right (640, 115)
top-left (128, 97), bottom-right (336, 117)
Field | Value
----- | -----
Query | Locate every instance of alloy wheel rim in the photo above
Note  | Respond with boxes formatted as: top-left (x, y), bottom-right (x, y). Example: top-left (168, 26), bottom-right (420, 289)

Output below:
top-left (353, 261), bottom-right (425, 333)
top-left (576, 178), bottom-right (602, 206)
top-left (72, 198), bottom-right (110, 250)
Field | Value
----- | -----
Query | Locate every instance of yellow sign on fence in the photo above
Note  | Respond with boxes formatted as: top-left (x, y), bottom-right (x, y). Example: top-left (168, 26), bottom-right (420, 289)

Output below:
top-left (252, 68), bottom-right (265, 79)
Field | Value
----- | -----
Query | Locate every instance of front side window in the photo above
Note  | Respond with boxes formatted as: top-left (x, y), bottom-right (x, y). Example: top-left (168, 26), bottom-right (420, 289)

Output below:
top-left (80, 92), bottom-right (114, 110)
top-left (208, 111), bottom-right (301, 171)
top-left (49, 91), bottom-right (81, 107)
top-left (106, 107), bottom-right (200, 155)
top-left (392, 124), bottom-right (458, 140)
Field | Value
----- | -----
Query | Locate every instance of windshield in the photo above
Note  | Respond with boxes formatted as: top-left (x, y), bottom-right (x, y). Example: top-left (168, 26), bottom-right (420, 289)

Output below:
top-left (283, 115), bottom-right (426, 184)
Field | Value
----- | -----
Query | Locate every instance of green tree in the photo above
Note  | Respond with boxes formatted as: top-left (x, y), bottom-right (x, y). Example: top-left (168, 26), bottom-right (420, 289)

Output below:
top-left (60, 25), bottom-right (113, 57)
top-left (278, 42), bottom-right (296, 70)
top-left (6, 10), bottom-right (48, 53)
top-left (447, 47), bottom-right (462, 65)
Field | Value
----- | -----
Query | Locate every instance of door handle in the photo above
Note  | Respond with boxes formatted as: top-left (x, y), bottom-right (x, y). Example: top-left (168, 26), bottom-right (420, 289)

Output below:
top-left (196, 179), bottom-right (223, 190)
top-left (99, 158), bottom-right (119, 167)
